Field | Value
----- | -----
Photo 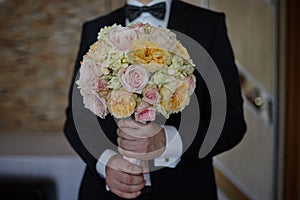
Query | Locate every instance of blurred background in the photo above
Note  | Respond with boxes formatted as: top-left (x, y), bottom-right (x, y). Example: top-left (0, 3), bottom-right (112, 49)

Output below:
top-left (0, 0), bottom-right (299, 200)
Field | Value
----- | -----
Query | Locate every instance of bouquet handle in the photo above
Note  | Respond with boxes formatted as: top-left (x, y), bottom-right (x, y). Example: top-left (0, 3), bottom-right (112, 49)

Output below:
top-left (123, 155), bottom-right (142, 166)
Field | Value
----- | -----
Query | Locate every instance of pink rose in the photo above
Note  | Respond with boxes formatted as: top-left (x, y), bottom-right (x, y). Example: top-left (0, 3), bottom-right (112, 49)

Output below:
top-left (77, 58), bottom-right (97, 90)
top-left (107, 26), bottom-right (137, 50)
top-left (83, 91), bottom-right (108, 118)
top-left (128, 22), bottom-right (143, 29)
top-left (94, 77), bottom-right (108, 92)
top-left (186, 75), bottom-right (196, 96)
top-left (128, 22), bottom-right (145, 35)
top-left (142, 87), bottom-right (161, 104)
top-left (118, 65), bottom-right (149, 94)
top-left (135, 102), bottom-right (156, 123)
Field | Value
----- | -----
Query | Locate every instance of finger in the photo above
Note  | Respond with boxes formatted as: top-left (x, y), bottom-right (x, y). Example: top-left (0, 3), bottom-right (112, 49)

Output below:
top-left (107, 174), bottom-right (144, 198)
top-left (117, 119), bottom-right (138, 129)
top-left (118, 182), bottom-right (144, 193)
top-left (118, 119), bottom-right (150, 129)
top-left (118, 147), bottom-right (147, 160)
top-left (107, 155), bottom-right (143, 174)
top-left (106, 164), bottom-right (144, 186)
top-left (118, 157), bottom-right (143, 174)
top-left (119, 173), bottom-right (145, 186)
top-left (119, 181), bottom-right (145, 193)
top-left (124, 123), bottom-right (163, 138)
top-left (117, 129), bottom-right (137, 140)
top-left (107, 175), bottom-right (142, 198)
top-left (110, 188), bottom-right (141, 199)
top-left (118, 138), bottom-right (144, 152)
top-left (119, 127), bottom-right (153, 139)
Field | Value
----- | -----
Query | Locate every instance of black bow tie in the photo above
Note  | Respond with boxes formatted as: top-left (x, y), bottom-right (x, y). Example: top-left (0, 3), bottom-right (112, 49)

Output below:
top-left (125, 2), bottom-right (166, 22)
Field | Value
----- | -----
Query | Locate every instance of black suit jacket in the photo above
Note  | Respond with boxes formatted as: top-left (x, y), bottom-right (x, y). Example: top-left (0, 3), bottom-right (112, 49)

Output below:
top-left (64, 1), bottom-right (247, 199)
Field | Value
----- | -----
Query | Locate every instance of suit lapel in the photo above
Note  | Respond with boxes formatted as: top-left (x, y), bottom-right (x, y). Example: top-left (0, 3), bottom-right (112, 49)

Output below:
top-left (110, 6), bottom-right (126, 26)
top-left (168, 0), bottom-right (189, 33)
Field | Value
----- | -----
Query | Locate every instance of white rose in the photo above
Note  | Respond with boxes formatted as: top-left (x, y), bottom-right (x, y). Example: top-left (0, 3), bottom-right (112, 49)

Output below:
top-left (107, 26), bottom-right (137, 50)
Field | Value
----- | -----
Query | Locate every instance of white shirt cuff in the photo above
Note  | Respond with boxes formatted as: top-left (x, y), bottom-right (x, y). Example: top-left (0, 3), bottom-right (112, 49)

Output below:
top-left (154, 125), bottom-right (182, 168)
top-left (96, 149), bottom-right (118, 178)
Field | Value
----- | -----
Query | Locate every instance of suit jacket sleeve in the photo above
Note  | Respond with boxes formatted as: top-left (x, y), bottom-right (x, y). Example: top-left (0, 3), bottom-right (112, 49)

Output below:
top-left (205, 13), bottom-right (247, 157)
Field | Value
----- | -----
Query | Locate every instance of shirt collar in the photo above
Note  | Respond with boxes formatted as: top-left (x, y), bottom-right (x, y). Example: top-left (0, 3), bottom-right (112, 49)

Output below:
top-left (126, 0), bottom-right (172, 8)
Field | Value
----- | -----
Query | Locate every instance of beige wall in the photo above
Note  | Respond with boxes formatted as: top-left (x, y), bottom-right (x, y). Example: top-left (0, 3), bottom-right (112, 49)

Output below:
top-left (209, 0), bottom-right (275, 94)
top-left (208, 1), bottom-right (277, 200)
top-left (214, 109), bottom-right (274, 200)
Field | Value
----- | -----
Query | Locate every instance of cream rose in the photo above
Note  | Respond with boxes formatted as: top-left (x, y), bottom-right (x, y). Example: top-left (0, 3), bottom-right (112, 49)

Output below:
top-left (170, 41), bottom-right (190, 60)
top-left (149, 27), bottom-right (176, 51)
top-left (118, 65), bottom-right (149, 94)
top-left (107, 90), bottom-right (136, 118)
top-left (128, 40), bottom-right (169, 73)
top-left (151, 70), bottom-right (176, 85)
top-left (107, 26), bottom-right (137, 50)
top-left (159, 81), bottom-right (189, 116)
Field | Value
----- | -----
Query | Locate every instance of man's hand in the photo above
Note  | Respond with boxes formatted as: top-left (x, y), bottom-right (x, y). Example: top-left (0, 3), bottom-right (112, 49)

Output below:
top-left (117, 119), bottom-right (166, 160)
top-left (106, 154), bottom-right (146, 199)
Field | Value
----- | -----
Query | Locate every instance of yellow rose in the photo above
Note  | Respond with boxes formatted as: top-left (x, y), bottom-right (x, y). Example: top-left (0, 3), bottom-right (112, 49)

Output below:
top-left (128, 40), bottom-right (169, 72)
top-left (159, 81), bottom-right (189, 116)
top-left (107, 90), bottom-right (136, 118)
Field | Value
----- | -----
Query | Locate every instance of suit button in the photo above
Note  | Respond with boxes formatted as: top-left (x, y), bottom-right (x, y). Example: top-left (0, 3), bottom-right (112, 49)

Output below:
top-left (165, 158), bottom-right (169, 162)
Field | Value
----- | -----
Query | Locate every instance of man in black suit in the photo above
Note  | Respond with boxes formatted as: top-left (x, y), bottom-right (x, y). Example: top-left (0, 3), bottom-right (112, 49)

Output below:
top-left (64, 0), bottom-right (247, 199)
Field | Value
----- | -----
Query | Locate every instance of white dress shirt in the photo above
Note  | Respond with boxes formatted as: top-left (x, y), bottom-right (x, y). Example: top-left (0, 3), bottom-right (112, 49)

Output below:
top-left (96, 0), bottom-right (183, 187)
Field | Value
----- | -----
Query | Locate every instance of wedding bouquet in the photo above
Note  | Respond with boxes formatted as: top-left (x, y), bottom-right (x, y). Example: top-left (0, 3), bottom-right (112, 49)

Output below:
top-left (76, 23), bottom-right (196, 124)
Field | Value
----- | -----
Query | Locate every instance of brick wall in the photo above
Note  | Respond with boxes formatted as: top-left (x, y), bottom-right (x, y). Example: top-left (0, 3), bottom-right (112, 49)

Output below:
top-left (0, 0), bottom-right (115, 133)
